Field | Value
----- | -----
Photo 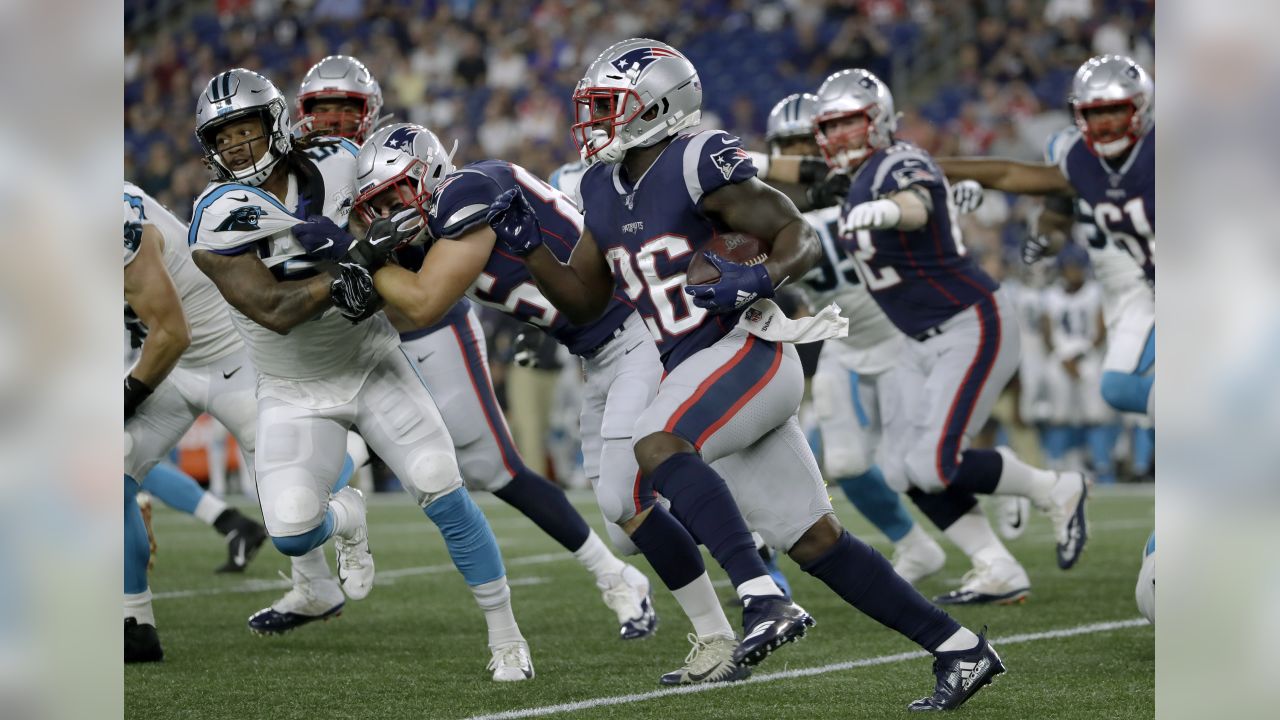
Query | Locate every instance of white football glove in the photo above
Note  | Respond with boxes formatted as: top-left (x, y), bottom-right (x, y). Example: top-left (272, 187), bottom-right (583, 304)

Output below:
top-left (950, 180), bottom-right (985, 214)
top-left (1022, 234), bottom-right (1053, 265)
top-left (845, 199), bottom-right (902, 230)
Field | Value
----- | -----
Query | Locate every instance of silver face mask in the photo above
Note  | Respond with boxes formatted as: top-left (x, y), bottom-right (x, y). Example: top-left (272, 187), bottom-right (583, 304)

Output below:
top-left (195, 68), bottom-right (293, 187)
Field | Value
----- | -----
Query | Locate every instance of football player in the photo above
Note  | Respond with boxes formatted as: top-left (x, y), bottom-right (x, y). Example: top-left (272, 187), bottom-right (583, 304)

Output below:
top-left (188, 68), bottom-right (532, 680)
top-left (937, 55), bottom-right (1154, 419)
top-left (492, 39), bottom-right (1005, 710)
top-left (296, 55), bottom-right (383, 144)
top-left (811, 69), bottom-right (1090, 611)
top-left (759, 92), bottom-right (948, 585)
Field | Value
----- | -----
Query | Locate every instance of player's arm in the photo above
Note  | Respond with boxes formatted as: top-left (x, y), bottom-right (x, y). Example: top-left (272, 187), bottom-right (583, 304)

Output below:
top-left (373, 229), bottom-right (493, 328)
top-left (936, 157), bottom-right (1074, 196)
top-left (701, 176), bottom-right (821, 287)
top-left (192, 250), bottom-right (332, 335)
top-left (125, 225), bottom-right (190, 389)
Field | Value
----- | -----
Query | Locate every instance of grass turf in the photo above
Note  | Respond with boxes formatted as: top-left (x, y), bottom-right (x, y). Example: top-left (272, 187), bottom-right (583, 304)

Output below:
top-left (126, 485), bottom-right (1153, 719)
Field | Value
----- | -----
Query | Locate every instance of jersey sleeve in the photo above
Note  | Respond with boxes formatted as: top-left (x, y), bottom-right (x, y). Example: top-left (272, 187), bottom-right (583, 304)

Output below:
top-left (869, 148), bottom-right (945, 198)
top-left (682, 130), bottom-right (758, 206)
top-left (123, 192), bottom-right (146, 266)
top-left (427, 169), bottom-right (505, 240)
top-left (188, 185), bottom-right (303, 255)
top-left (1047, 127), bottom-right (1082, 183)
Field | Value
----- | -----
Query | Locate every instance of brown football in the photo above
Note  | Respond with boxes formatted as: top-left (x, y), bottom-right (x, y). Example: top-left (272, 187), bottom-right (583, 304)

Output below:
top-left (685, 231), bottom-right (771, 285)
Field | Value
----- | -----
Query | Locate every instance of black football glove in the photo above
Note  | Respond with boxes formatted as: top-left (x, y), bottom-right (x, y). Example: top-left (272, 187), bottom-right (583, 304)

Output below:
top-left (806, 171), bottom-right (851, 209)
top-left (347, 207), bottom-right (424, 269)
top-left (329, 262), bottom-right (384, 323)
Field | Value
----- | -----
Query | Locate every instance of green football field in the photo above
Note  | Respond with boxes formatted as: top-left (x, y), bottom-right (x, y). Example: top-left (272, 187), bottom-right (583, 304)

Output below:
top-left (126, 484), bottom-right (1154, 719)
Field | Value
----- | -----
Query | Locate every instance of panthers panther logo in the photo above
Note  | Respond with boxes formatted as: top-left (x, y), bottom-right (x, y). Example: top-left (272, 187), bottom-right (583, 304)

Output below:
top-left (215, 205), bottom-right (265, 232)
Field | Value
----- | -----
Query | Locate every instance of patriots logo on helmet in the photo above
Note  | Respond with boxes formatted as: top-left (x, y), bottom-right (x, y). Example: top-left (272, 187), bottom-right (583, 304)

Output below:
top-left (215, 205), bottom-right (265, 232)
top-left (384, 126), bottom-right (419, 150)
top-left (710, 145), bottom-right (752, 181)
top-left (609, 47), bottom-right (682, 82)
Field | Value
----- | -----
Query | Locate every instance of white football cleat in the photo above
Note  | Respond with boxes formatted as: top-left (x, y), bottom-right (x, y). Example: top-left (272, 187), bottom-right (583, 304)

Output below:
top-left (993, 496), bottom-right (1032, 540)
top-left (933, 556), bottom-right (1031, 606)
top-left (598, 564), bottom-right (659, 640)
top-left (659, 633), bottom-right (751, 686)
top-left (248, 571), bottom-right (345, 635)
top-left (891, 525), bottom-right (947, 585)
top-left (1045, 471), bottom-right (1090, 569)
top-left (488, 641), bottom-right (534, 681)
top-left (331, 487), bottom-right (374, 600)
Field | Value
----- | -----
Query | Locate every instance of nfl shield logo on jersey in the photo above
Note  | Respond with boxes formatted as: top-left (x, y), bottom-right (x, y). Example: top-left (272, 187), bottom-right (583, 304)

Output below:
top-left (745, 307), bottom-right (763, 323)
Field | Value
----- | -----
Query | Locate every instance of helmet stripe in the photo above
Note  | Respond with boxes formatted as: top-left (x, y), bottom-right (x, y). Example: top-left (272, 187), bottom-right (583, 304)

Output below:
top-left (221, 71), bottom-right (232, 100)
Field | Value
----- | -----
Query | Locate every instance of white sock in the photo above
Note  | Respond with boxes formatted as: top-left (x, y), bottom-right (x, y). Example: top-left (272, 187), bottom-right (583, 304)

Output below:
top-left (194, 493), bottom-right (228, 526)
top-left (471, 577), bottom-right (525, 648)
top-left (671, 572), bottom-right (735, 639)
top-left (291, 546), bottom-right (334, 583)
top-left (993, 447), bottom-right (1056, 508)
top-left (735, 575), bottom-right (784, 600)
top-left (328, 493), bottom-right (359, 538)
top-left (124, 590), bottom-right (156, 626)
top-left (935, 627), bottom-right (980, 653)
top-left (573, 530), bottom-right (627, 583)
top-left (894, 523), bottom-right (930, 552)
top-left (942, 506), bottom-right (1016, 563)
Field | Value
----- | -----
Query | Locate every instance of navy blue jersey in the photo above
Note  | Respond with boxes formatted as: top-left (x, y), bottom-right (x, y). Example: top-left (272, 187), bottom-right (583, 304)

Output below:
top-left (1058, 127), bottom-right (1155, 284)
top-left (838, 142), bottom-right (998, 336)
top-left (579, 130), bottom-right (758, 369)
top-left (425, 159), bottom-right (633, 356)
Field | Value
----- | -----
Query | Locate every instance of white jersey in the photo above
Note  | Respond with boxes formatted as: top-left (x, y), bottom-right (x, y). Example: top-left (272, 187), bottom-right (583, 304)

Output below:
top-left (793, 205), bottom-right (903, 375)
top-left (189, 141), bottom-right (399, 408)
top-left (548, 160), bottom-right (591, 211)
top-left (1041, 281), bottom-right (1104, 361)
top-left (123, 182), bottom-right (240, 368)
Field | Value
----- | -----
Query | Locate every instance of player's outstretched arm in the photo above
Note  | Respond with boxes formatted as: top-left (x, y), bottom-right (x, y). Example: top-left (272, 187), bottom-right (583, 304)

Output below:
top-left (192, 250), bottom-right (332, 335)
top-left (936, 157), bottom-right (1073, 196)
top-left (373, 228), bottom-right (493, 328)
top-left (702, 176), bottom-right (821, 288)
top-left (125, 224), bottom-right (190, 389)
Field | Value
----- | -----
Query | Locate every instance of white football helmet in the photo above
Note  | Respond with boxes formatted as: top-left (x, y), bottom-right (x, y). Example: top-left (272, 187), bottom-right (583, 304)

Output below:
top-left (296, 55), bottom-right (384, 144)
top-left (765, 93), bottom-right (819, 153)
top-left (813, 69), bottom-right (897, 170)
top-left (1069, 54), bottom-right (1153, 158)
top-left (352, 123), bottom-right (456, 239)
top-left (195, 68), bottom-right (292, 186)
top-left (572, 38), bottom-right (702, 164)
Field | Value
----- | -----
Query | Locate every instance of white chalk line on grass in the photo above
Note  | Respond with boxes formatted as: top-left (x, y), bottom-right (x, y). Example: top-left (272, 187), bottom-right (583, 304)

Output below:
top-left (460, 618), bottom-right (1150, 720)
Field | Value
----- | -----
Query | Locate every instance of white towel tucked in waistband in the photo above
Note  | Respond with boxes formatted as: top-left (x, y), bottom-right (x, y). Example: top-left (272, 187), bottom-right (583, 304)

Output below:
top-left (736, 299), bottom-right (849, 343)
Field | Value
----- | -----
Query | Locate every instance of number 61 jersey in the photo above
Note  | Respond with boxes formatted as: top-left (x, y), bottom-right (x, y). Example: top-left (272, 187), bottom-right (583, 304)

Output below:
top-left (423, 159), bottom-right (633, 355)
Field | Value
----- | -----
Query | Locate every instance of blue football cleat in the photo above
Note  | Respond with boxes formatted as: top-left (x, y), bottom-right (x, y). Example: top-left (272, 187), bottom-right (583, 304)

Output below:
top-left (732, 594), bottom-right (815, 667)
top-left (908, 629), bottom-right (1005, 712)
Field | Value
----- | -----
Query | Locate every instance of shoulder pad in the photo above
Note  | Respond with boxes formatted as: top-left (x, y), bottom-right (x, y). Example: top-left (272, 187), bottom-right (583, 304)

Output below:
top-left (871, 145), bottom-right (942, 197)
top-left (682, 130), bottom-right (757, 205)
top-left (428, 169), bottom-right (503, 240)
top-left (189, 184), bottom-right (301, 253)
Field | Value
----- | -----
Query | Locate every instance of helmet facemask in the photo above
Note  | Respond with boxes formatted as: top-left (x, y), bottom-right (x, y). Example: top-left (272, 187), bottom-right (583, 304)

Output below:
top-left (199, 107), bottom-right (287, 186)
top-left (572, 86), bottom-right (649, 164)
top-left (814, 109), bottom-right (876, 170)
top-left (1074, 100), bottom-right (1140, 158)
top-left (299, 93), bottom-right (375, 143)
top-left (353, 160), bottom-right (432, 245)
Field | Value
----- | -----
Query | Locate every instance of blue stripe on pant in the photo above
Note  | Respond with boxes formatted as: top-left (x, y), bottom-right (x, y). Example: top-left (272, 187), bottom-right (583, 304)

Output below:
top-left (453, 317), bottom-right (527, 475)
top-left (936, 298), bottom-right (1000, 485)
top-left (666, 337), bottom-right (781, 447)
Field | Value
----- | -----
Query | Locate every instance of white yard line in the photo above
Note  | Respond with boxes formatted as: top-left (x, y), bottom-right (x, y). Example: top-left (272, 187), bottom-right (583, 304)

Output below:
top-left (460, 618), bottom-right (1150, 720)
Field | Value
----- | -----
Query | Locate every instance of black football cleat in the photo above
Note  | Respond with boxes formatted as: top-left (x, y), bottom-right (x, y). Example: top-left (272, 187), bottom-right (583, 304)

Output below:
top-left (908, 629), bottom-right (1005, 712)
top-left (124, 617), bottom-right (164, 663)
top-left (215, 510), bottom-right (269, 573)
top-left (732, 594), bottom-right (815, 667)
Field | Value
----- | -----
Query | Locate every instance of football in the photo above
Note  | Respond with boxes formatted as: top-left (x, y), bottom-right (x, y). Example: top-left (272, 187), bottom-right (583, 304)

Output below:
top-left (685, 231), bottom-right (771, 285)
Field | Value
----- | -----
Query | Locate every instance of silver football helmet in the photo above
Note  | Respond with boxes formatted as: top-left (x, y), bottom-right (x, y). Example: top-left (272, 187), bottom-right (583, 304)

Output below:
top-left (813, 69), bottom-right (897, 170)
top-left (765, 93), bottom-right (819, 152)
top-left (353, 123), bottom-right (456, 241)
top-left (572, 38), bottom-right (702, 164)
top-left (297, 55), bottom-right (384, 144)
top-left (1068, 54), bottom-right (1153, 158)
top-left (195, 68), bottom-right (292, 186)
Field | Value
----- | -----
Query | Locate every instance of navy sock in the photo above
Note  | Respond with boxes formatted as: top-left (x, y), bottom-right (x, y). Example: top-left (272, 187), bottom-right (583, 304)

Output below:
top-left (628, 503), bottom-right (706, 591)
top-left (945, 449), bottom-right (1003, 494)
top-left (801, 530), bottom-right (959, 652)
top-left (908, 487), bottom-right (978, 532)
top-left (649, 452), bottom-right (768, 588)
top-left (493, 467), bottom-right (591, 552)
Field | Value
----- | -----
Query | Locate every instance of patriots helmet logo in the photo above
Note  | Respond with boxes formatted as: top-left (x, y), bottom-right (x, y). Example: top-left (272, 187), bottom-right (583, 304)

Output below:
top-left (609, 46), bottom-right (683, 82)
top-left (384, 125), bottom-right (420, 150)
top-left (215, 205), bottom-right (265, 232)
top-left (710, 145), bottom-right (752, 181)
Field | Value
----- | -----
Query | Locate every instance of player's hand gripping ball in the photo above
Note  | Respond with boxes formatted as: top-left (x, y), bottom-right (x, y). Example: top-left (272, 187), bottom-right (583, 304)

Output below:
top-left (684, 232), bottom-right (774, 313)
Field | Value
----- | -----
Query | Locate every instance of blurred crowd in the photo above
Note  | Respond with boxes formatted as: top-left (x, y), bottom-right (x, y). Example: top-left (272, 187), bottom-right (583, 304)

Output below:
top-left (125, 0), bottom-right (1154, 487)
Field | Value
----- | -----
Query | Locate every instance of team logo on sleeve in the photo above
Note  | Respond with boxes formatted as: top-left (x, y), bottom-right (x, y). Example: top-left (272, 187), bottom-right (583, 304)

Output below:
top-left (710, 146), bottom-right (751, 181)
top-left (215, 205), bottom-right (265, 232)
top-left (891, 159), bottom-right (937, 188)
top-left (610, 47), bottom-right (683, 82)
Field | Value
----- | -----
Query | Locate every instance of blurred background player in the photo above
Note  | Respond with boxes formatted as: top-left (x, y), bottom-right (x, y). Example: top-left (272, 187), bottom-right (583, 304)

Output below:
top-left (296, 54), bottom-right (384, 144)
top-left (812, 69), bottom-right (1090, 607)
top-left (293, 119), bottom-right (659, 643)
top-left (189, 68), bottom-right (532, 680)
top-left (497, 39), bottom-right (1004, 710)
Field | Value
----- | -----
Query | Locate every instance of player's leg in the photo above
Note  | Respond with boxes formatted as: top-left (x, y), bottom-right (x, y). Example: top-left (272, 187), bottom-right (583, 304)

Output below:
top-left (139, 462), bottom-right (267, 572)
top-left (716, 417), bottom-right (1004, 707)
top-left (632, 329), bottom-right (813, 667)
top-left (360, 348), bottom-right (531, 681)
top-left (904, 292), bottom-right (1089, 570)
top-left (1100, 299), bottom-right (1155, 416)
top-left (124, 476), bottom-right (162, 663)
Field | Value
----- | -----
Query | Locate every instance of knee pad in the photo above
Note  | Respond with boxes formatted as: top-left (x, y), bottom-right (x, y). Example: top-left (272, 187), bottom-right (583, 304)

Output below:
top-left (1100, 371), bottom-right (1152, 415)
top-left (824, 442), bottom-right (872, 479)
top-left (405, 450), bottom-right (462, 499)
top-left (456, 443), bottom-right (509, 493)
top-left (271, 518), bottom-right (333, 557)
top-left (260, 469), bottom-right (328, 537)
